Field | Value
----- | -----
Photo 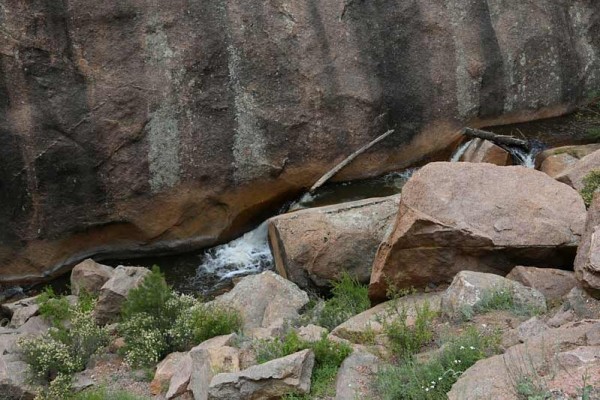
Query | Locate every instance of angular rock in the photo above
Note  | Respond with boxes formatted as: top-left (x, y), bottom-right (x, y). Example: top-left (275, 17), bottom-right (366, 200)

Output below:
top-left (459, 138), bottom-right (510, 166)
top-left (298, 325), bottom-right (328, 342)
top-left (211, 271), bottom-right (308, 337)
top-left (537, 144), bottom-right (600, 166)
top-left (506, 266), bottom-right (577, 302)
top-left (448, 320), bottom-right (600, 400)
top-left (441, 271), bottom-right (547, 318)
top-left (1, 0), bottom-right (598, 286)
top-left (2, 296), bottom-right (39, 329)
top-left (9, 305), bottom-right (39, 329)
top-left (331, 292), bottom-right (442, 342)
top-left (574, 194), bottom-right (600, 296)
top-left (208, 349), bottom-right (315, 400)
top-left (269, 196), bottom-right (400, 291)
top-left (335, 351), bottom-right (381, 400)
top-left (503, 316), bottom-right (549, 347)
top-left (0, 357), bottom-right (35, 400)
top-left (151, 352), bottom-right (187, 395)
top-left (369, 162), bottom-right (586, 302)
top-left (164, 334), bottom-right (239, 400)
top-left (556, 148), bottom-right (600, 191)
top-left (70, 259), bottom-right (115, 296)
top-left (540, 152), bottom-right (579, 178)
top-left (94, 266), bottom-right (150, 324)
top-left (165, 354), bottom-right (193, 400)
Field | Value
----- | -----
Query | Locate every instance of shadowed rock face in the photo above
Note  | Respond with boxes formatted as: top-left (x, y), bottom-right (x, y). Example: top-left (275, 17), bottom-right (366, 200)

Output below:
top-left (0, 0), bottom-right (599, 281)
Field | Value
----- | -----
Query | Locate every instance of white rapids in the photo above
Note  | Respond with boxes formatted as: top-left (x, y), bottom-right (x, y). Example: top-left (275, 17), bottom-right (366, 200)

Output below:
top-left (194, 221), bottom-right (273, 283)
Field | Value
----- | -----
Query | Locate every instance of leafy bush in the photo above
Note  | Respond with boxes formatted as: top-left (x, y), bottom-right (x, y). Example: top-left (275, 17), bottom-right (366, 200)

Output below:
top-left (255, 331), bottom-right (352, 399)
top-left (580, 170), bottom-right (600, 207)
top-left (34, 373), bottom-right (73, 400)
top-left (375, 326), bottom-right (501, 400)
top-left (170, 303), bottom-right (242, 351)
top-left (19, 298), bottom-right (109, 382)
top-left (317, 272), bottom-right (370, 330)
top-left (119, 267), bottom-right (241, 367)
top-left (384, 300), bottom-right (437, 359)
top-left (37, 287), bottom-right (71, 326)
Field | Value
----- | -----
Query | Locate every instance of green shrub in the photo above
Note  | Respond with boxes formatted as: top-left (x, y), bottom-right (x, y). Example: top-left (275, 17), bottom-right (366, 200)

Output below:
top-left (255, 331), bottom-right (352, 399)
top-left (580, 170), bottom-right (600, 207)
top-left (317, 272), bottom-right (370, 330)
top-left (169, 303), bottom-right (242, 351)
top-left (37, 287), bottom-right (71, 326)
top-left (586, 127), bottom-right (600, 142)
top-left (384, 300), bottom-right (437, 359)
top-left (121, 265), bottom-right (174, 330)
top-left (19, 298), bottom-right (109, 382)
top-left (34, 373), bottom-right (73, 400)
top-left (375, 327), bottom-right (501, 400)
top-left (119, 267), bottom-right (241, 367)
top-left (73, 386), bottom-right (146, 400)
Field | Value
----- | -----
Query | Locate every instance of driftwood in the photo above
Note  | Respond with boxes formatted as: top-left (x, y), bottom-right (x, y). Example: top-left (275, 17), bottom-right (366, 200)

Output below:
top-left (462, 127), bottom-right (530, 150)
top-left (309, 129), bottom-right (395, 193)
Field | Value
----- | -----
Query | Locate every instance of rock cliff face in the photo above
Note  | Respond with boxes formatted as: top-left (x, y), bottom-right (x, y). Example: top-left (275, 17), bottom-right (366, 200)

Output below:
top-left (1, 0), bottom-right (599, 281)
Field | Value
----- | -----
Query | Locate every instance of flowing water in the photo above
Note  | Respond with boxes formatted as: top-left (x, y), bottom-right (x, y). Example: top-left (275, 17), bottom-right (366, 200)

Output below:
top-left (16, 110), bottom-right (596, 299)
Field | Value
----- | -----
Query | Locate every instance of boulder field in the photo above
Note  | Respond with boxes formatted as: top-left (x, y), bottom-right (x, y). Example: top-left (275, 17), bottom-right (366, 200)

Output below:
top-left (1, 0), bottom-right (599, 282)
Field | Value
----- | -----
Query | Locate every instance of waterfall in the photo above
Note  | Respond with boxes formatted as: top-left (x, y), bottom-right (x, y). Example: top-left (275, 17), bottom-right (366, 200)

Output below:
top-left (450, 139), bottom-right (474, 162)
top-left (194, 221), bottom-right (273, 284)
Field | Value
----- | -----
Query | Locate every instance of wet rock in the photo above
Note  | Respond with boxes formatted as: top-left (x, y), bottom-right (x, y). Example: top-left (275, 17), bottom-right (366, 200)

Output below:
top-left (1, 0), bottom-right (598, 285)
top-left (369, 162), bottom-right (586, 302)
top-left (506, 266), bottom-right (577, 302)
top-left (207, 349), bottom-right (315, 400)
top-left (268, 195), bottom-right (400, 291)
top-left (70, 259), bottom-right (115, 296)
top-left (556, 149), bottom-right (600, 191)
top-left (335, 351), bottom-right (381, 400)
top-left (331, 293), bottom-right (442, 342)
top-left (574, 194), bottom-right (600, 296)
top-left (459, 138), bottom-right (510, 166)
top-left (448, 320), bottom-right (600, 400)
top-left (94, 266), bottom-right (150, 324)
top-left (441, 271), bottom-right (547, 318)
top-left (211, 271), bottom-right (308, 338)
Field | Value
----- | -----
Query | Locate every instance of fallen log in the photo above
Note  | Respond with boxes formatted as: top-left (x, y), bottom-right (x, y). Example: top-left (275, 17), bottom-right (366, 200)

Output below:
top-left (462, 127), bottom-right (530, 150)
top-left (309, 129), bottom-right (395, 193)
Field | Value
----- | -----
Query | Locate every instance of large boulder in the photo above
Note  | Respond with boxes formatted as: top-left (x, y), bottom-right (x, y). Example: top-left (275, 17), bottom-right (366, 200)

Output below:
top-left (207, 349), bottom-right (315, 400)
top-left (211, 271), bottom-right (309, 338)
top-left (506, 266), bottom-right (577, 303)
top-left (369, 162), bottom-right (586, 302)
top-left (448, 320), bottom-right (600, 400)
top-left (574, 194), bottom-right (600, 296)
top-left (93, 266), bottom-right (150, 324)
top-left (1, 0), bottom-right (598, 284)
top-left (556, 149), bottom-right (600, 191)
top-left (268, 195), bottom-right (400, 291)
top-left (70, 259), bottom-right (115, 296)
top-left (459, 138), bottom-right (510, 166)
top-left (440, 271), bottom-right (547, 318)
